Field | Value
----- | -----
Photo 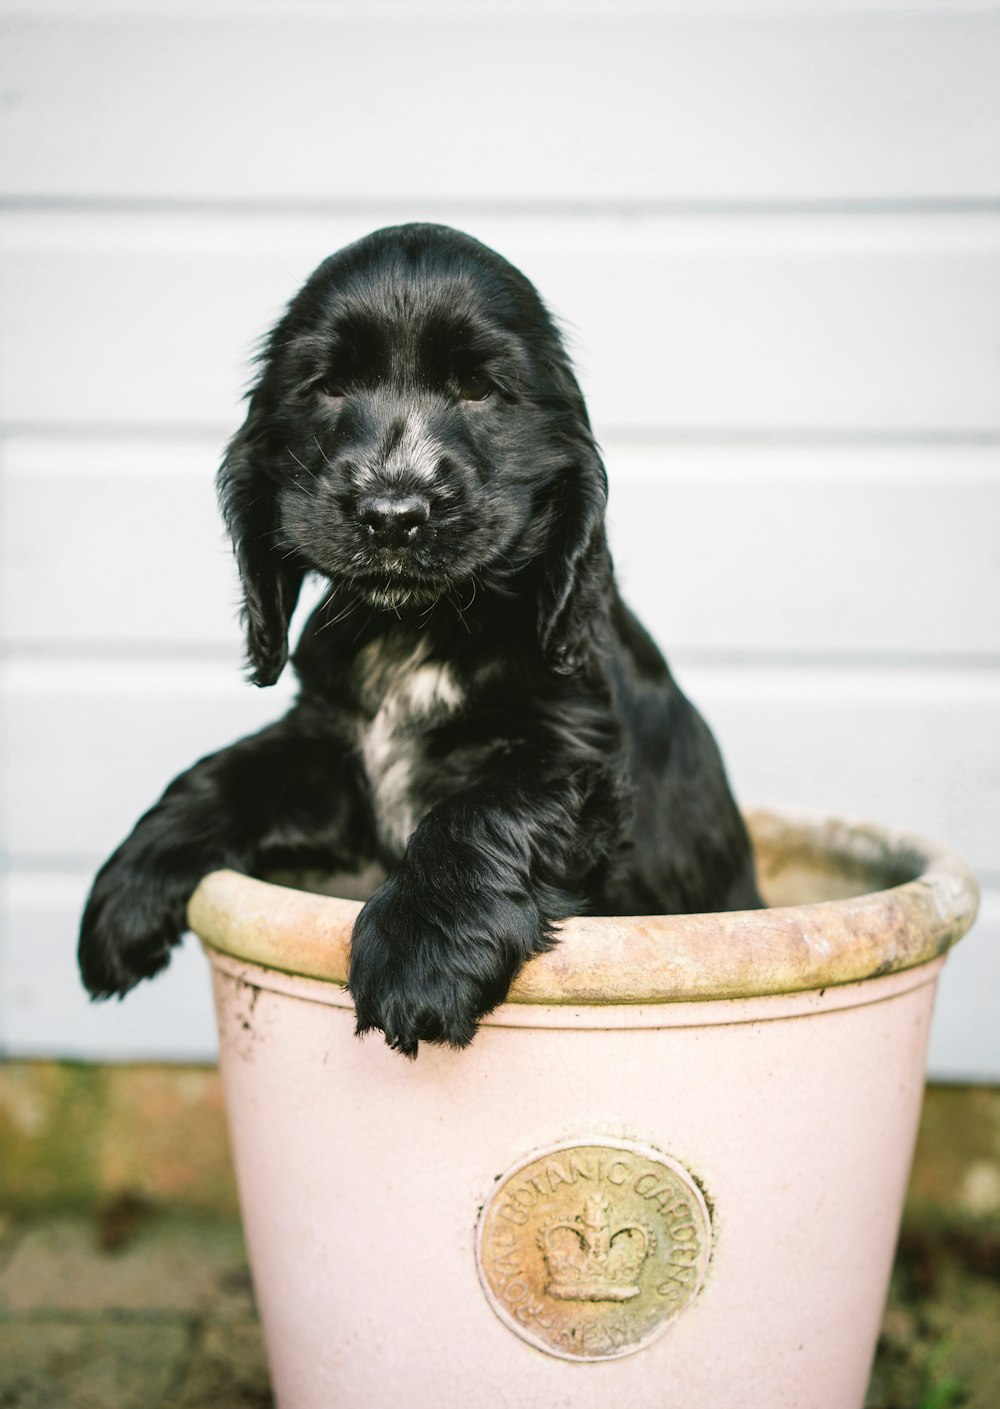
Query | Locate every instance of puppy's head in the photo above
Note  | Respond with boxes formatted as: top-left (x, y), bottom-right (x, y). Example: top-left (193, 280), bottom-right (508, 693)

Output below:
top-left (219, 224), bottom-right (608, 684)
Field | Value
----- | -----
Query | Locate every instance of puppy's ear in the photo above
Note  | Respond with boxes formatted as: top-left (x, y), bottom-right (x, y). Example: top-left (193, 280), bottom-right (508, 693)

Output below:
top-left (218, 398), bottom-right (303, 687)
top-left (536, 444), bottom-right (610, 675)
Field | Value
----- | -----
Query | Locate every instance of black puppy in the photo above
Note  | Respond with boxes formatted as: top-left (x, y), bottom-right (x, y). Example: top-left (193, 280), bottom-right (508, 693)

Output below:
top-left (78, 223), bottom-right (760, 1055)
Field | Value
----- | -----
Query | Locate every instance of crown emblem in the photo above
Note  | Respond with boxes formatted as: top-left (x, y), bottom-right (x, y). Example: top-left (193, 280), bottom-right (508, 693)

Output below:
top-left (537, 1192), bottom-right (655, 1302)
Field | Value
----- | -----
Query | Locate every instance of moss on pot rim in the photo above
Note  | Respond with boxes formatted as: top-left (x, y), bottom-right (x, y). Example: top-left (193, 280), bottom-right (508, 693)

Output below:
top-left (187, 809), bottom-right (980, 1006)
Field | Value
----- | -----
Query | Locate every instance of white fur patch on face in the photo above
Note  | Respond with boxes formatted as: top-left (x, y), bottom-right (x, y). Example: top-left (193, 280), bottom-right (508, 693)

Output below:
top-left (356, 638), bottom-right (465, 855)
top-left (355, 409), bottom-right (443, 487)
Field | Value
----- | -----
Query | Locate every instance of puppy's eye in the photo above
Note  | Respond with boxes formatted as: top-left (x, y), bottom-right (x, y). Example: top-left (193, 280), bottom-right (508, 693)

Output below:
top-left (458, 373), bottom-right (492, 402)
top-left (322, 381), bottom-right (347, 400)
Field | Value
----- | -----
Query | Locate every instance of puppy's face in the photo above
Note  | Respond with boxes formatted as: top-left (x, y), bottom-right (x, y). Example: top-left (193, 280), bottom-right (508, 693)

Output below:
top-left (255, 227), bottom-right (581, 609)
top-left (221, 225), bottom-right (607, 683)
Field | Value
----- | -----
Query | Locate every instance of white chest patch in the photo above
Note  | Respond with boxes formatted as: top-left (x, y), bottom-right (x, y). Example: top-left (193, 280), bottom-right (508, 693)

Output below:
top-left (355, 639), bottom-right (465, 855)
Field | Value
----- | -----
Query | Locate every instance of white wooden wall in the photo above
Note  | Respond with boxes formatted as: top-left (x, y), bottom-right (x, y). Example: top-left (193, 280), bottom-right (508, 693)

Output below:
top-left (2, 1), bottom-right (998, 1076)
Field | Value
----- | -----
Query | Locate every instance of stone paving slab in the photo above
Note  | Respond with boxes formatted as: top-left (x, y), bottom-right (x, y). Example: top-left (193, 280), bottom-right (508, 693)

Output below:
top-left (0, 1314), bottom-right (273, 1409)
top-left (0, 1212), bottom-right (272, 1409)
top-left (865, 1224), bottom-right (1000, 1409)
top-left (162, 1321), bottom-right (273, 1409)
top-left (0, 1320), bottom-right (189, 1409)
top-left (0, 1205), bottom-right (996, 1408)
top-left (0, 1215), bottom-right (255, 1318)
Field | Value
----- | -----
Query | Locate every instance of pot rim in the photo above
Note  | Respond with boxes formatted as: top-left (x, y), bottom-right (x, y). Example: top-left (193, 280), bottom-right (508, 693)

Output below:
top-left (186, 807), bottom-right (980, 1005)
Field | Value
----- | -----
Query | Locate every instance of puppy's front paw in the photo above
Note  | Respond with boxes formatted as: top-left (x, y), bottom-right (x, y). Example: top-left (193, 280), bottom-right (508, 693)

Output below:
top-left (347, 870), bottom-right (544, 1057)
top-left (78, 853), bottom-right (185, 999)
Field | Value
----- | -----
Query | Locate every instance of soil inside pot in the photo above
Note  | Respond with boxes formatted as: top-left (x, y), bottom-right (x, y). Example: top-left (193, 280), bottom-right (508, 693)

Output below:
top-left (260, 810), bottom-right (925, 911)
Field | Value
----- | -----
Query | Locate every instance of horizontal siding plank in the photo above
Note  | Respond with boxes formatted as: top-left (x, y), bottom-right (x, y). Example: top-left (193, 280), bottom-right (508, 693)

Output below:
top-left (1, 440), bottom-right (243, 649)
top-left (3, 213), bottom-right (1000, 433)
top-left (3, 661), bottom-right (298, 865)
top-left (1, 872), bottom-right (218, 1061)
top-left (686, 664), bottom-right (1000, 879)
top-left (3, 869), bottom-right (997, 1077)
top-left (3, 9), bottom-right (1000, 203)
top-left (612, 443), bottom-right (1000, 658)
top-left (4, 660), bottom-right (998, 873)
top-left (5, 438), bottom-right (1000, 657)
top-left (925, 890), bottom-right (1000, 1083)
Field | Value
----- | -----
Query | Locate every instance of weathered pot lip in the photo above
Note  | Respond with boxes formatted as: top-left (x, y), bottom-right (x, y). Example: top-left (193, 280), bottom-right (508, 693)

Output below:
top-left (186, 807), bottom-right (980, 1006)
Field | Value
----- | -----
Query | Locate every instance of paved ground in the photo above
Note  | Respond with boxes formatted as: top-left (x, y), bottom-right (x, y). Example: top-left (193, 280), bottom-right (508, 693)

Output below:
top-left (0, 1205), bottom-right (270, 1409)
top-left (868, 1221), bottom-right (1000, 1409)
top-left (0, 1198), bottom-right (998, 1408)
top-left (2, 1074), bottom-right (998, 1405)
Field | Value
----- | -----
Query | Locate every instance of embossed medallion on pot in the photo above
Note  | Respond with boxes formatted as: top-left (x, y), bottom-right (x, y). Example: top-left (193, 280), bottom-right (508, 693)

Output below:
top-left (476, 1139), bottom-right (712, 1361)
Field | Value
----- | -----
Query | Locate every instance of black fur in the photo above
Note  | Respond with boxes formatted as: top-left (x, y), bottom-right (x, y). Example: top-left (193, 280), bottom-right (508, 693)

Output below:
top-left (78, 224), bottom-right (761, 1055)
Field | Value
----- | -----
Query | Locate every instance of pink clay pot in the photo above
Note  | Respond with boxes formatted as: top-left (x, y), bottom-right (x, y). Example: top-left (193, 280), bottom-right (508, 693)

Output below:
top-left (188, 808), bottom-right (979, 1409)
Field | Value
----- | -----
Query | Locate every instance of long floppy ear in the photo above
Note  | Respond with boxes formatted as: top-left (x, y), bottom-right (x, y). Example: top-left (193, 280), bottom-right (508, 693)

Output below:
top-left (536, 442), bottom-right (611, 675)
top-left (217, 401), bottom-right (304, 687)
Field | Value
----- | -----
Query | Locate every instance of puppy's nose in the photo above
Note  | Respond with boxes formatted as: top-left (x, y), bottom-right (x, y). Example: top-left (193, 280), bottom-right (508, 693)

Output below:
top-left (357, 494), bottom-right (430, 548)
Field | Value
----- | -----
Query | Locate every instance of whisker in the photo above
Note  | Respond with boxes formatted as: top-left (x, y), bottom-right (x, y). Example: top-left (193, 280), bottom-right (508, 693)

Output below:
top-left (448, 590), bottom-right (473, 635)
top-left (265, 532), bottom-right (302, 563)
top-left (351, 608), bottom-right (377, 645)
top-left (315, 597), bottom-right (362, 632)
top-left (317, 577), bottom-right (372, 633)
top-left (286, 447), bottom-right (318, 488)
top-left (313, 437), bottom-right (336, 472)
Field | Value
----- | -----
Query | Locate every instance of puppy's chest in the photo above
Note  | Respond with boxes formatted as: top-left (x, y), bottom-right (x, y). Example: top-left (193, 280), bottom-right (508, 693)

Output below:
top-left (353, 639), bottom-right (466, 856)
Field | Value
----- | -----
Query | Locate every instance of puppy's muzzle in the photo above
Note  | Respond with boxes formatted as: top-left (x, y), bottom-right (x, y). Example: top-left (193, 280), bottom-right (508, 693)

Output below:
top-left (357, 493), bottom-right (430, 549)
